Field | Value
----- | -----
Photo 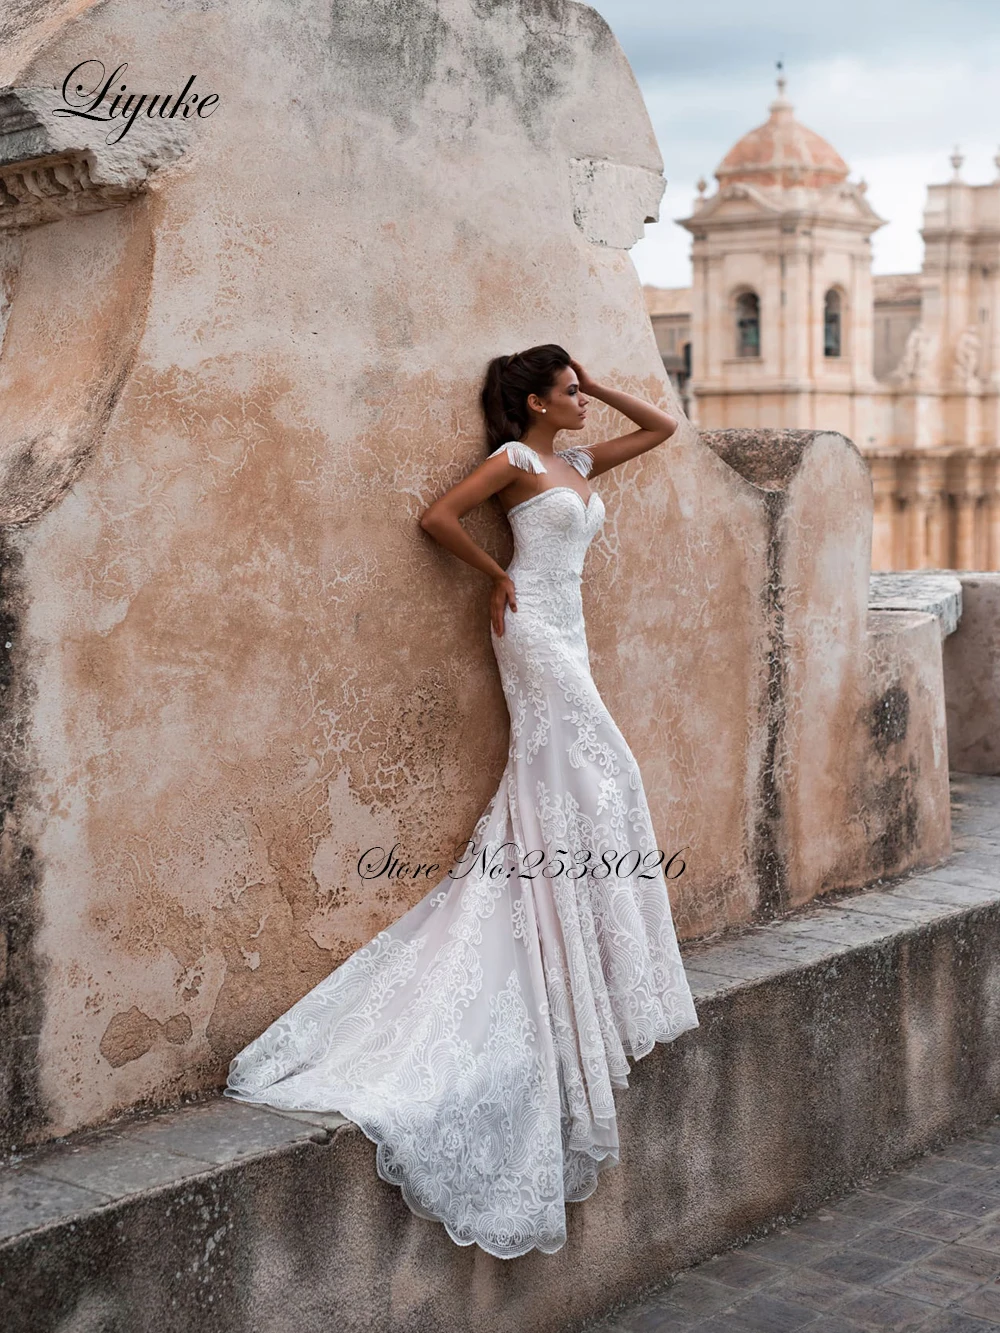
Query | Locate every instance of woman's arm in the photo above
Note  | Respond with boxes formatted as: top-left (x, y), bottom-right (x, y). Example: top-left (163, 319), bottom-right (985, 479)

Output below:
top-left (419, 452), bottom-right (520, 636)
top-left (571, 358), bottom-right (678, 480)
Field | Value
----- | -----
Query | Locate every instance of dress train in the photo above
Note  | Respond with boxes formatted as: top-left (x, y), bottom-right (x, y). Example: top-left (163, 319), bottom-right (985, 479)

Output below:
top-left (223, 439), bottom-right (700, 1259)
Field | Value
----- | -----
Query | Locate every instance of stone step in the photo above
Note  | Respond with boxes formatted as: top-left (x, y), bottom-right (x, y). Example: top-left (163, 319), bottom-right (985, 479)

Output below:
top-left (1, 772), bottom-right (998, 1333)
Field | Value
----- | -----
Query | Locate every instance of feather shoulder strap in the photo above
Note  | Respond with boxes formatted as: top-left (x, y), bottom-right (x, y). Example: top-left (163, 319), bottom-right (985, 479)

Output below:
top-left (493, 440), bottom-right (547, 474)
top-left (556, 445), bottom-right (595, 479)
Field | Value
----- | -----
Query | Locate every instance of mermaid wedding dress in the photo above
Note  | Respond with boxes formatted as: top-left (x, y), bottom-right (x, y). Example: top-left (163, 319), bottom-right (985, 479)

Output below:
top-left (223, 439), bottom-right (700, 1259)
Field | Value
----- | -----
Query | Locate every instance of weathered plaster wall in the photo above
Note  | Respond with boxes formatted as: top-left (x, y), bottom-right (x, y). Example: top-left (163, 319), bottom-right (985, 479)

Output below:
top-left (601, 439), bottom-right (769, 942)
top-left (0, 206), bottom-right (154, 522)
top-left (702, 429), bottom-right (952, 912)
top-left (779, 432), bottom-right (875, 904)
top-left (0, 0), bottom-right (772, 1147)
top-left (943, 574), bottom-right (1000, 774)
top-left (0, 0), bottom-right (952, 1151)
top-left (780, 447), bottom-right (951, 897)
top-left (852, 610), bottom-right (952, 879)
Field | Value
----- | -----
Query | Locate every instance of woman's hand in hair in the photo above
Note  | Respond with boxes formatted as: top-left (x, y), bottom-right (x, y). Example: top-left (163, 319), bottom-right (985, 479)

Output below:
top-left (568, 357), bottom-right (601, 397)
top-left (490, 575), bottom-right (518, 637)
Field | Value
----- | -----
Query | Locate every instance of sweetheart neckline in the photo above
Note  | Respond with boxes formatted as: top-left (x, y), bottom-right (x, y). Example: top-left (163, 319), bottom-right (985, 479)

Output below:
top-left (505, 486), bottom-right (599, 518)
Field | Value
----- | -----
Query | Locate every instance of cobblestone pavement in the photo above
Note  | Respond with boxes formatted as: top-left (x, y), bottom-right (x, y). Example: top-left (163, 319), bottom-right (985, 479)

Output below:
top-left (581, 1116), bottom-right (1000, 1332)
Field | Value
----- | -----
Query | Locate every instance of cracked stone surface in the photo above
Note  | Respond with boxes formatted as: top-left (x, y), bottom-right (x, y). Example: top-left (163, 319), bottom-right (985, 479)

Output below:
top-left (578, 1115), bottom-right (1000, 1332)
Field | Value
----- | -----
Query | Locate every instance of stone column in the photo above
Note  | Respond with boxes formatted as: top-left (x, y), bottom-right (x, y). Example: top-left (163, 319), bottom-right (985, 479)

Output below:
top-left (987, 454), bottom-right (1000, 570)
top-left (921, 494), bottom-right (944, 568)
top-left (912, 489), bottom-right (945, 569)
top-left (904, 489), bottom-right (927, 566)
top-left (956, 492), bottom-right (978, 569)
top-left (868, 454), bottom-right (897, 570)
top-left (988, 491), bottom-right (1000, 571)
top-left (921, 453), bottom-right (948, 567)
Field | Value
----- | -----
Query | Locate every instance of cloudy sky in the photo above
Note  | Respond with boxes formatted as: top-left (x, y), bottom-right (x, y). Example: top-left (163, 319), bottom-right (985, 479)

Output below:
top-left (588, 1), bottom-right (1000, 289)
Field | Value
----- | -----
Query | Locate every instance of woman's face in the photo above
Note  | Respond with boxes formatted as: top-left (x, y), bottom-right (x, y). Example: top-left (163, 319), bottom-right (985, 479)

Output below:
top-left (533, 366), bottom-right (589, 431)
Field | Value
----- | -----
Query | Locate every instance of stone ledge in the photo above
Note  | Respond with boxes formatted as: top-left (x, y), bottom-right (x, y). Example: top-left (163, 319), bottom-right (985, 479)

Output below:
top-left (13, 848), bottom-right (997, 1245)
top-left (869, 571), bottom-right (963, 638)
top-left (1, 773), bottom-right (998, 1332)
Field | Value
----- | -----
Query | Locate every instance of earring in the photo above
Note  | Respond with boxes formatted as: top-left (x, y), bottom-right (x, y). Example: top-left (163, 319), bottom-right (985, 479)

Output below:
top-left (541, 409), bottom-right (546, 414)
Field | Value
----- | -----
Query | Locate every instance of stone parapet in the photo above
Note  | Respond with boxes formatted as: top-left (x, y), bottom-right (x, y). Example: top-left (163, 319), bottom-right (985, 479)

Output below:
top-left (869, 571), bottom-right (963, 638)
top-left (867, 570), bottom-right (1000, 775)
top-left (700, 429), bottom-right (951, 918)
top-left (941, 572), bottom-right (1000, 774)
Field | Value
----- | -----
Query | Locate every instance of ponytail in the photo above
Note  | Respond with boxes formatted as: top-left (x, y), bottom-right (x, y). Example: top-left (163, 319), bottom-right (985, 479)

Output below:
top-left (480, 344), bottom-right (571, 455)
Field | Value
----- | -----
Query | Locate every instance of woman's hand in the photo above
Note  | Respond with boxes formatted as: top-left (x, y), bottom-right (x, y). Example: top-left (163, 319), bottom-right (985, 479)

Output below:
top-left (491, 575), bottom-right (517, 637)
top-left (568, 357), bottom-right (602, 397)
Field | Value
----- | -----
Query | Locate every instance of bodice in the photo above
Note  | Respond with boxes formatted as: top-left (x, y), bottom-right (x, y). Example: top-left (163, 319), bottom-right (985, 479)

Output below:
top-left (494, 440), bottom-right (604, 586)
top-left (507, 487), bottom-right (606, 582)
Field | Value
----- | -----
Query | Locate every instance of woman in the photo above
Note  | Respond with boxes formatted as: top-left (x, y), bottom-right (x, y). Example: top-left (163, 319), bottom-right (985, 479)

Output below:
top-left (224, 344), bottom-right (700, 1259)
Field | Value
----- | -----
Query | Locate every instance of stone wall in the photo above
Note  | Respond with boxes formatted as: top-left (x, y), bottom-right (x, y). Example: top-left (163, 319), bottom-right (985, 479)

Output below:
top-left (942, 573), bottom-right (1000, 774)
top-left (701, 431), bottom-right (951, 913)
top-left (0, 0), bottom-right (953, 1152)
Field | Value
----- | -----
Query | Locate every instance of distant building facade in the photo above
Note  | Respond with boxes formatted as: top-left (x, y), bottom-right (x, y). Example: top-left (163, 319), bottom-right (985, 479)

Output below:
top-left (646, 78), bottom-right (1000, 572)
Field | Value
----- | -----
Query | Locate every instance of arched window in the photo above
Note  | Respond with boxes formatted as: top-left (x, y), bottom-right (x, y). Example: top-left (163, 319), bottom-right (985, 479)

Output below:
top-left (736, 291), bottom-right (760, 357)
top-left (824, 289), bottom-right (842, 358)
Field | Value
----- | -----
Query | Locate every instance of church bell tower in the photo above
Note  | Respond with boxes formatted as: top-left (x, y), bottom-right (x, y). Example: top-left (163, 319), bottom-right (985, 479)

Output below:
top-left (677, 76), bottom-right (886, 441)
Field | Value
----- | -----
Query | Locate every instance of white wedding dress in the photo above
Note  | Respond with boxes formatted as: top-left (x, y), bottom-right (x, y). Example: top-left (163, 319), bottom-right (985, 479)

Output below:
top-left (223, 439), bottom-right (700, 1259)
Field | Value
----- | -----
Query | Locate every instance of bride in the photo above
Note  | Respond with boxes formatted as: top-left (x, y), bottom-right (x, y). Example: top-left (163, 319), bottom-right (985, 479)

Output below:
top-left (224, 344), bottom-right (700, 1259)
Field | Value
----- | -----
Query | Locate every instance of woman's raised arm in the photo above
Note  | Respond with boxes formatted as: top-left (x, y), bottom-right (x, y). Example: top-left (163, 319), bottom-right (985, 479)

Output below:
top-left (569, 358), bottom-right (677, 480)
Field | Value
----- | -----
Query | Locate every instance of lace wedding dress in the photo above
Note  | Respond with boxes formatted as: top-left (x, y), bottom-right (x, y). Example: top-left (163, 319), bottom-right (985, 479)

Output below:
top-left (224, 439), bottom-right (700, 1259)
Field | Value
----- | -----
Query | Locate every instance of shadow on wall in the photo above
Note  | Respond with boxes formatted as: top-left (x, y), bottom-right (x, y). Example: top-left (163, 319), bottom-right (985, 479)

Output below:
top-left (0, 202), bottom-right (155, 524)
top-left (0, 196), bottom-right (155, 1152)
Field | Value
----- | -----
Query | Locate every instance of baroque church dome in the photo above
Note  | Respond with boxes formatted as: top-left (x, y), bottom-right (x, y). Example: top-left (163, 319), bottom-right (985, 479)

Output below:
top-left (716, 77), bottom-right (850, 191)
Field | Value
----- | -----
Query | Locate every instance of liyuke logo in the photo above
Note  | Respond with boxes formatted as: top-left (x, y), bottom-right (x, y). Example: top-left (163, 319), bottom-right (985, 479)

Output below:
top-left (53, 60), bottom-right (219, 145)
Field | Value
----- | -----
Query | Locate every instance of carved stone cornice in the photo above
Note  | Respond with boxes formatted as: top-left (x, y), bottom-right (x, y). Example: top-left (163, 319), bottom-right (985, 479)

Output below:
top-left (0, 150), bottom-right (138, 228)
top-left (0, 86), bottom-right (189, 230)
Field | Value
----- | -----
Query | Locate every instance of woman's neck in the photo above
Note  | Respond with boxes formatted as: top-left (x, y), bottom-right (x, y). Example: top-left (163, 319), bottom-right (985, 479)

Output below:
top-left (518, 428), bottom-right (558, 456)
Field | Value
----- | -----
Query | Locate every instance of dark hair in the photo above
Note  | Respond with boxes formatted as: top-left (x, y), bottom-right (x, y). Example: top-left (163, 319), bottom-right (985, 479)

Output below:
top-left (480, 344), bottom-right (571, 454)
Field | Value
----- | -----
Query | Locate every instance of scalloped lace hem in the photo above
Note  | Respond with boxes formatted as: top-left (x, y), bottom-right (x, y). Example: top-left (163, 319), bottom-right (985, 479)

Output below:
top-left (222, 1006), bottom-right (700, 1260)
